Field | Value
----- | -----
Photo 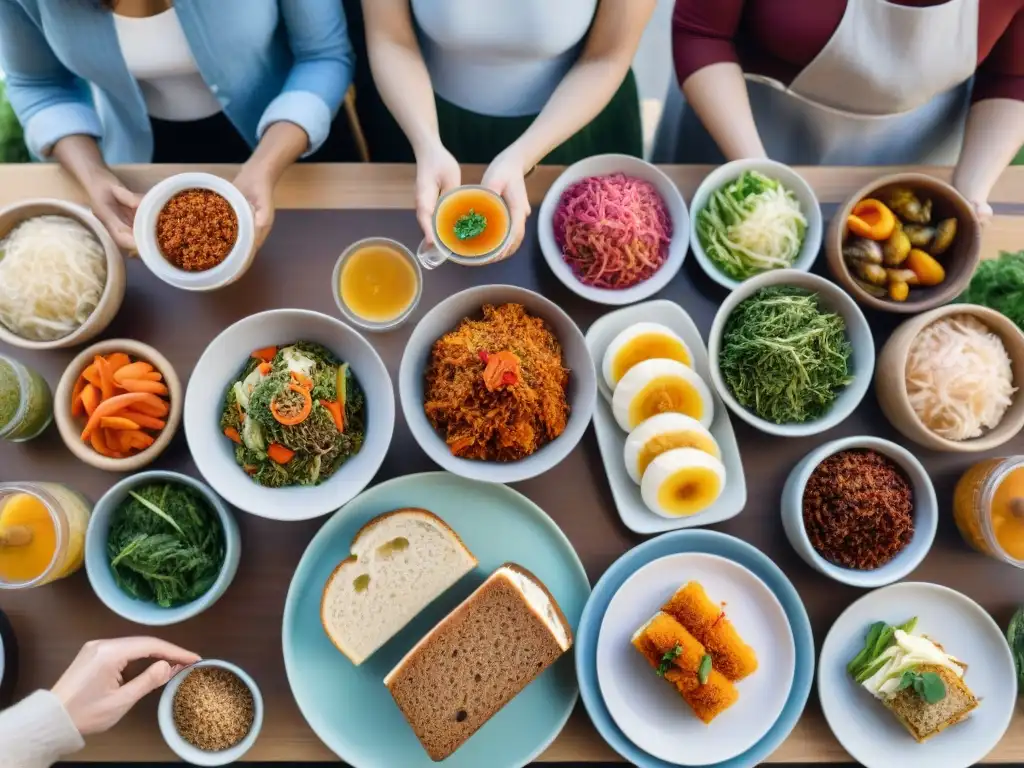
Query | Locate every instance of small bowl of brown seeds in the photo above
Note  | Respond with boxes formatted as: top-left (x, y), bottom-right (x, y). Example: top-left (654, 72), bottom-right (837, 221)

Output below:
top-left (158, 659), bottom-right (263, 765)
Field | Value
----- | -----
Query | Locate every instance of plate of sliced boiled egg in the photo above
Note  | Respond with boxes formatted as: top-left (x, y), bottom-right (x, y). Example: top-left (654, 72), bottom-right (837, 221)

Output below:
top-left (586, 301), bottom-right (746, 534)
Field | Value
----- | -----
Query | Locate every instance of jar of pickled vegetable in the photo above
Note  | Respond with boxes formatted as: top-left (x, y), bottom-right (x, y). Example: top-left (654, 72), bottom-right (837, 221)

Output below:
top-left (0, 483), bottom-right (92, 588)
top-left (0, 355), bottom-right (53, 443)
top-left (953, 456), bottom-right (1024, 566)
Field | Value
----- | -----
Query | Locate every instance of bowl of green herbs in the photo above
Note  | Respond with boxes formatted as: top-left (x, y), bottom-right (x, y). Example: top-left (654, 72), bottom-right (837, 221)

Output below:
top-left (708, 269), bottom-right (874, 437)
top-left (85, 470), bottom-right (240, 625)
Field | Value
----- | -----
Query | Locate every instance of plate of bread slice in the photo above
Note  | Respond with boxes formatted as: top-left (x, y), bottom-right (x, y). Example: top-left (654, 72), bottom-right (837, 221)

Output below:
top-left (596, 552), bottom-right (795, 765)
top-left (282, 471), bottom-right (590, 768)
top-left (818, 582), bottom-right (1016, 768)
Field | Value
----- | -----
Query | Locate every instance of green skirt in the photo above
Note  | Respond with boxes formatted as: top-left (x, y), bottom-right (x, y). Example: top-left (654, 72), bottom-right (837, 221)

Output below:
top-left (360, 69), bottom-right (643, 165)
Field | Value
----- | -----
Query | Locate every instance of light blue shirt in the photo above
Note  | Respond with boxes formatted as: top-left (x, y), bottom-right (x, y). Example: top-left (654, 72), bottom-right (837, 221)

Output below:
top-left (0, 0), bottom-right (354, 162)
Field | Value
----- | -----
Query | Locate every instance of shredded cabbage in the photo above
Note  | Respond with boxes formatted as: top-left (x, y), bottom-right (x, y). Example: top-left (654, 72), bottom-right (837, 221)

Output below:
top-left (0, 215), bottom-right (106, 341)
top-left (696, 170), bottom-right (807, 281)
top-left (906, 314), bottom-right (1016, 441)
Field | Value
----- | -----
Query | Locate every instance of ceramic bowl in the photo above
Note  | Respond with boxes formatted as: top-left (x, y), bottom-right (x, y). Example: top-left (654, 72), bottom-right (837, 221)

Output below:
top-left (875, 303), bottom-right (1024, 452)
top-left (85, 471), bottom-right (240, 625)
top-left (708, 269), bottom-right (874, 437)
top-left (781, 436), bottom-right (937, 588)
top-left (536, 154), bottom-right (689, 305)
top-left (0, 199), bottom-right (125, 350)
top-left (53, 339), bottom-right (183, 472)
top-left (826, 172), bottom-right (981, 313)
top-left (134, 172), bottom-right (256, 292)
top-left (399, 284), bottom-right (597, 483)
top-left (184, 309), bottom-right (394, 520)
top-left (158, 659), bottom-right (263, 765)
top-left (331, 237), bottom-right (423, 332)
top-left (689, 158), bottom-right (823, 291)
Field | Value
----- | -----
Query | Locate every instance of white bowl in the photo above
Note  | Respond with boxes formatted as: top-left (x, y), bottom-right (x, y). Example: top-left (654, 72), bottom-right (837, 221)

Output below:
top-left (780, 436), bottom-right (937, 588)
top-left (158, 660), bottom-right (263, 766)
top-left (689, 159), bottom-right (823, 291)
top-left (708, 269), bottom-right (874, 437)
top-left (134, 173), bottom-right (256, 292)
top-left (536, 154), bottom-right (689, 306)
top-left (184, 309), bottom-right (395, 520)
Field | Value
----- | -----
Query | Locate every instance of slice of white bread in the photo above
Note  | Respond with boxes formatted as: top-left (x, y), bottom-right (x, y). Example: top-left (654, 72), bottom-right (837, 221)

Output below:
top-left (321, 508), bottom-right (477, 666)
top-left (384, 563), bottom-right (573, 761)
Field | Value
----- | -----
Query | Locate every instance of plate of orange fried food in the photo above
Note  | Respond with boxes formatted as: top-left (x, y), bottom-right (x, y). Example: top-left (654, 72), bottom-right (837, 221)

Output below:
top-left (596, 552), bottom-right (796, 765)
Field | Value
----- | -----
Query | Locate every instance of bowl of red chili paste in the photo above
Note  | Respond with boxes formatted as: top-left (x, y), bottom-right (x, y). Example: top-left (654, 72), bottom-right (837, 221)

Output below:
top-left (537, 154), bottom-right (689, 306)
top-left (780, 435), bottom-right (937, 588)
top-left (135, 173), bottom-right (255, 292)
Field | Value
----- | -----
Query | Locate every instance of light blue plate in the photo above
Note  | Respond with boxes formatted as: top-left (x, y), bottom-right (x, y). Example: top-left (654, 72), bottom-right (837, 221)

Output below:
top-left (282, 472), bottom-right (590, 768)
top-left (576, 530), bottom-right (813, 768)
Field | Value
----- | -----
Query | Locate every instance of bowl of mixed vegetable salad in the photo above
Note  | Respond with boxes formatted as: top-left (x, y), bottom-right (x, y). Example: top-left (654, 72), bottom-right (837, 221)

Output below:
top-left (690, 159), bottom-right (822, 291)
top-left (183, 309), bottom-right (394, 521)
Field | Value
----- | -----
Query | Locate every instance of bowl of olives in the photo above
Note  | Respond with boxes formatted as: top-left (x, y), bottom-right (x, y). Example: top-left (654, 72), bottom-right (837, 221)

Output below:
top-left (825, 173), bottom-right (981, 313)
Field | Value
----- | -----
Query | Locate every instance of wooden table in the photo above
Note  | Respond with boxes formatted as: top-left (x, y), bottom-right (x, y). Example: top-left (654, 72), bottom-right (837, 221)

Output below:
top-left (1, 164), bottom-right (1024, 765)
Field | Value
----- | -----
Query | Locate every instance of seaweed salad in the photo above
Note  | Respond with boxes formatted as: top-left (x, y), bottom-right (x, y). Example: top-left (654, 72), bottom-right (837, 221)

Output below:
top-left (219, 341), bottom-right (365, 488)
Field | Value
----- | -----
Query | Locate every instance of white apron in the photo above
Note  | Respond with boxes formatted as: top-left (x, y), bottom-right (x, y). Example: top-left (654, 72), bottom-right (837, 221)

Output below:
top-left (657, 0), bottom-right (979, 165)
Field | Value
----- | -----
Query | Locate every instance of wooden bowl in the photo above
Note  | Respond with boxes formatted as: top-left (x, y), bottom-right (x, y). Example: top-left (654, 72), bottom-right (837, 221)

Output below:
top-left (875, 304), bottom-right (1024, 452)
top-left (54, 339), bottom-right (183, 471)
top-left (826, 173), bottom-right (980, 314)
top-left (0, 199), bottom-right (125, 349)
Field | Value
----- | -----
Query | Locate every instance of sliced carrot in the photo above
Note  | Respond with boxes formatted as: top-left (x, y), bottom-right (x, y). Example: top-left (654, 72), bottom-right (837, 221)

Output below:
top-left (320, 399), bottom-right (344, 432)
top-left (104, 428), bottom-right (128, 454)
top-left (270, 383), bottom-right (312, 425)
top-left (81, 363), bottom-right (100, 387)
top-left (81, 392), bottom-right (158, 441)
top-left (127, 396), bottom-right (169, 417)
top-left (291, 371), bottom-right (313, 390)
top-left (252, 346), bottom-right (277, 362)
top-left (136, 371), bottom-right (164, 382)
top-left (119, 410), bottom-right (166, 431)
top-left (123, 430), bottom-right (155, 450)
top-left (95, 355), bottom-right (115, 401)
top-left (99, 416), bottom-right (140, 431)
top-left (113, 361), bottom-right (154, 383)
top-left (105, 353), bottom-right (131, 374)
top-left (257, 362), bottom-right (273, 376)
top-left (71, 376), bottom-right (87, 417)
top-left (243, 464), bottom-right (259, 475)
top-left (81, 384), bottom-right (101, 417)
top-left (224, 426), bottom-right (242, 444)
top-left (118, 379), bottom-right (169, 396)
top-left (267, 443), bottom-right (295, 464)
top-left (89, 428), bottom-right (121, 458)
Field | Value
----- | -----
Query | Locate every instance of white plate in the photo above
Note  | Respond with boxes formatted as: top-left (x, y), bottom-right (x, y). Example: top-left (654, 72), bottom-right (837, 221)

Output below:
top-left (819, 582), bottom-right (1016, 768)
top-left (536, 154), bottom-right (689, 306)
top-left (585, 300), bottom-right (746, 534)
top-left (596, 553), bottom-right (796, 766)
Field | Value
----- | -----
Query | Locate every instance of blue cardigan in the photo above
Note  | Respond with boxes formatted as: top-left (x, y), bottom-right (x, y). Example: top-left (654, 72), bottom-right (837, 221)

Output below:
top-left (0, 0), bottom-right (354, 162)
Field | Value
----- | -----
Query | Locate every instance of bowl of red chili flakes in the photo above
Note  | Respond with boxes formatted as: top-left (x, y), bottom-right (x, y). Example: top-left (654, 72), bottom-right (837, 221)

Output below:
top-left (780, 435), bottom-right (937, 588)
top-left (134, 172), bottom-right (256, 292)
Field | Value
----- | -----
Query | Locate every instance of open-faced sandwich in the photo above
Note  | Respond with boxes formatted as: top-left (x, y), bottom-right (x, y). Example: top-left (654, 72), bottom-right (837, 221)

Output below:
top-left (848, 617), bottom-right (979, 743)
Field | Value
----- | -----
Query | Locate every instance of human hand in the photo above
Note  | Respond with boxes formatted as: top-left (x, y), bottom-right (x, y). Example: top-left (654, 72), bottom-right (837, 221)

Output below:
top-left (968, 198), bottom-right (993, 226)
top-left (415, 141), bottom-right (461, 245)
top-left (52, 637), bottom-right (200, 737)
top-left (84, 171), bottom-right (141, 252)
top-left (481, 146), bottom-right (531, 259)
top-left (234, 163), bottom-right (277, 249)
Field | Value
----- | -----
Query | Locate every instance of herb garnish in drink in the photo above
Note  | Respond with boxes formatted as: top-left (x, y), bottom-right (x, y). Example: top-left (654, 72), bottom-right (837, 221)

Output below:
top-left (454, 209), bottom-right (487, 241)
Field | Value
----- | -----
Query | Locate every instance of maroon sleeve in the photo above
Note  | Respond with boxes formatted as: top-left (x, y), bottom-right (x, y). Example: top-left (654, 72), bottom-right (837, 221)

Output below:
top-left (671, 0), bottom-right (746, 86)
top-left (974, 7), bottom-right (1024, 102)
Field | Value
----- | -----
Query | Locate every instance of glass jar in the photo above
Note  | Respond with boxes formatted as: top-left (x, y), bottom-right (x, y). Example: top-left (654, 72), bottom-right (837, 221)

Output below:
top-left (953, 456), bottom-right (1024, 567)
top-left (0, 483), bottom-right (92, 589)
top-left (0, 355), bottom-right (53, 443)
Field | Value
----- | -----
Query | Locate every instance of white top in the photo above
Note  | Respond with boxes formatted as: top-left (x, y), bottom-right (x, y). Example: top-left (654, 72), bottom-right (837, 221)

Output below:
top-left (0, 690), bottom-right (84, 768)
top-left (113, 9), bottom-right (223, 121)
top-left (412, 0), bottom-right (598, 117)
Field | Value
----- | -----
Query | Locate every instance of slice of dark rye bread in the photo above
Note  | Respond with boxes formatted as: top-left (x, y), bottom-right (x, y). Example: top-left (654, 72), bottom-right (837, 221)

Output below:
top-left (383, 563), bottom-right (573, 762)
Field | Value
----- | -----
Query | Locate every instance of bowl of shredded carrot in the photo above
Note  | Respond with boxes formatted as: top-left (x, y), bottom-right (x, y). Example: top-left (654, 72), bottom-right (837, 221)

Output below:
top-left (54, 339), bottom-right (182, 471)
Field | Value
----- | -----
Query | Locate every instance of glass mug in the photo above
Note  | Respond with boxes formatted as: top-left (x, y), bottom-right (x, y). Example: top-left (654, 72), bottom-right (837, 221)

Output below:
top-left (416, 185), bottom-right (513, 270)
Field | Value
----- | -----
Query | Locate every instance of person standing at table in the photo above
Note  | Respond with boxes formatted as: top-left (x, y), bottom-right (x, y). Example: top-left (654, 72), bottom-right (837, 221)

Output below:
top-left (361, 0), bottom-right (655, 256)
top-left (662, 0), bottom-right (1024, 222)
top-left (0, 0), bottom-right (355, 249)
top-left (0, 637), bottom-right (200, 768)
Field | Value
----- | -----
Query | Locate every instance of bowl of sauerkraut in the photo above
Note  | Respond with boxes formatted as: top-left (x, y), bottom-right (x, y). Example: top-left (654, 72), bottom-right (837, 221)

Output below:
top-left (0, 199), bottom-right (125, 350)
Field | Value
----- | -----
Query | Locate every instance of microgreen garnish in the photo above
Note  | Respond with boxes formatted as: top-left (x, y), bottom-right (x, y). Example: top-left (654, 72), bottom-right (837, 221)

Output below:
top-left (454, 210), bottom-right (487, 240)
top-left (656, 644), bottom-right (683, 677)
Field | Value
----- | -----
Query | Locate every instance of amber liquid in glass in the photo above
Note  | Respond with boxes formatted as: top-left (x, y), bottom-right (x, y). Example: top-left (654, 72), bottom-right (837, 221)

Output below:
top-left (340, 244), bottom-right (418, 322)
top-left (435, 188), bottom-right (510, 258)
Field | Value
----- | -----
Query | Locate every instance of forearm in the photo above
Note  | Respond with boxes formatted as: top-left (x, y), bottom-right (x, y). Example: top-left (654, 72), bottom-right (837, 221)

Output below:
top-left (0, 690), bottom-right (84, 768)
top-left (364, 37), bottom-right (441, 158)
top-left (952, 98), bottom-right (1024, 203)
top-left (244, 121), bottom-right (308, 183)
top-left (51, 135), bottom-right (113, 194)
top-left (682, 62), bottom-right (766, 161)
